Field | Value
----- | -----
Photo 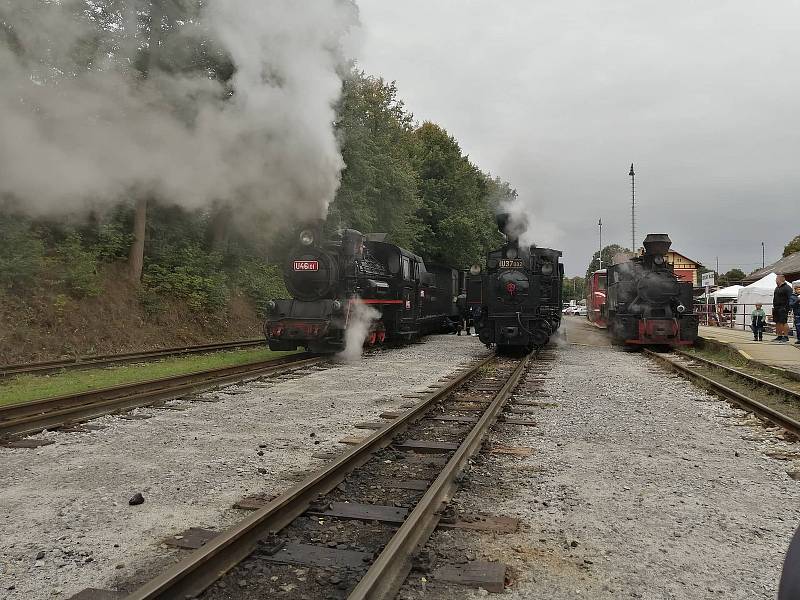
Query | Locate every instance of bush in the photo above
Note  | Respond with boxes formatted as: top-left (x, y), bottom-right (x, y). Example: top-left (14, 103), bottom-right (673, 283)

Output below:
top-left (0, 217), bottom-right (45, 289)
top-left (234, 260), bottom-right (288, 315)
top-left (93, 222), bottom-right (133, 262)
top-left (143, 243), bottom-right (229, 312)
top-left (54, 233), bottom-right (102, 298)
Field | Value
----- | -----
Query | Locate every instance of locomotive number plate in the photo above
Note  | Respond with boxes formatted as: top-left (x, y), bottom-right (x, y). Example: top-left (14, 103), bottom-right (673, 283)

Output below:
top-left (498, 259), bottom-right (524, 268)
top-left (293, 260), bottom-right (319, 271)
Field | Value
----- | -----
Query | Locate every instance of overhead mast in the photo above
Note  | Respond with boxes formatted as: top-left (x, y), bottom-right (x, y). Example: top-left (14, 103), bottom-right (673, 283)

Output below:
top-left (629, 163), bottom-right (636, 254)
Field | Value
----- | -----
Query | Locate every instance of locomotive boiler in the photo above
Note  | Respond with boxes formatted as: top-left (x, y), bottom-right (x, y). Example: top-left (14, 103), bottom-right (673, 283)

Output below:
top-left (605, 233), bottom-right (698, 346)
top-left (469, 213), bottom-right (564, 353)
top-left (264, 224), bottom-right (461, 353)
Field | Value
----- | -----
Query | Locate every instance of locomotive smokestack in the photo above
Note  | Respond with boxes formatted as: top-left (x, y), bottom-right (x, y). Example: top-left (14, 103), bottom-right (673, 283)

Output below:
top-left (496, 212), bottom-right (511, 237)
top-left (496, 211), bottom-right (528, 243)
top-left (642, 233), bottom-right (672, 256)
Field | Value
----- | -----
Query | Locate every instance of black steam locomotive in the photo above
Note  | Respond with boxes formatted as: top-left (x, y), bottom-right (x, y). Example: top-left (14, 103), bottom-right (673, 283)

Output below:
top-left (606, 233), bottom-right (698, 346)
top-left (264, 225), bottom-right (462, 353)
top-left (468, 214), bottom-right (564, 353)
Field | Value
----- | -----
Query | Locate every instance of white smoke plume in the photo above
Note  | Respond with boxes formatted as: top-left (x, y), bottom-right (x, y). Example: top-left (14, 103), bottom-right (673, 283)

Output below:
top-left (338, 299), bottom-right (380, 363)
top-left (500, 195), bottom-right (562, 249)
top-left (0, 0), bottom-right (360, 222)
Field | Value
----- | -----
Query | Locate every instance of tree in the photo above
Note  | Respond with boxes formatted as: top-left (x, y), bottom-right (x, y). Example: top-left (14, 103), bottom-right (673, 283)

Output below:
top-left (411, 122), bottom-right (504, 267)
top-left (329, 72), bottom-right (420, 248)
top-left (586, 244), bottom-right (631, 278)
top-left (783, 235), bottom-right (800, 257)
top-left (562, 276), bottom-right (586, 303)
top-left (719, 268), bottom-right (745, 285)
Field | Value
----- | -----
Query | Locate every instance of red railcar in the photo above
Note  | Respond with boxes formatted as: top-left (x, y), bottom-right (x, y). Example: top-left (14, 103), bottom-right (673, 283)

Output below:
top-left (586, 269), bottom-right (607, 328)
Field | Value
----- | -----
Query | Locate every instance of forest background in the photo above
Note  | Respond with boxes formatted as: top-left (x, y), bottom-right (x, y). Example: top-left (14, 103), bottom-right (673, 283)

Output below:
top-left (0, 1), bottom-right (512, 361)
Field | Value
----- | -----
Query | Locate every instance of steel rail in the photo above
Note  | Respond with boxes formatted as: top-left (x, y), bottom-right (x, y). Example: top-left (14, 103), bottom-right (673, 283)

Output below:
top-left (122, 353), bottom-right (497, 600)
top-left (0, 354), bottom-right (320, 439)
top-left (348, 353), bottom-right (531, 599)
top-left (674, 349), bottom-right (800, 401)
top-left (644, 349), bottom-right (800, 437)
top-left (0, 339), bottom-right (266, 378)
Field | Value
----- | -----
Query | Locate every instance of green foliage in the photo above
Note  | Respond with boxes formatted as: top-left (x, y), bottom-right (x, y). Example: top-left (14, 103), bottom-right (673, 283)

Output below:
top-left (330, 72), bottom-right (420, 248)
top-left (562, 276), bottom-right (586, 303)
top-left (586, 244), bottom-right (631, 278)
top-left (719, 268), bottom-right (746, 285)
top-left (93, 221), bottom-right (133, 262)
top-left (783, 235), bottom-right (800, 257)
top-left (0, 216), bottom-right (45, 289)
top-left (412, 122), bottom-right (504, 267)
top-left (234, 260), bottom-right (288, 315)
top-left (53, 233), bottom-right (102, 298)
top-left (142, 243), bottom-right (229, 312)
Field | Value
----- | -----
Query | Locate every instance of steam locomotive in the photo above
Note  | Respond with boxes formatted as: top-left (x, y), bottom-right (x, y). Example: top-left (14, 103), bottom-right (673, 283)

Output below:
top-left (605, 234), bottom-right (698, 346)
top-left (264, 224), bottom-right (462, 353)
top-left (468, 214), bottom-right (564, 353)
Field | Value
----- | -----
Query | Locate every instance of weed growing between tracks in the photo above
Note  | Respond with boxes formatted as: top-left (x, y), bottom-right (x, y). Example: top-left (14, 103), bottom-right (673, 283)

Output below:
top-left (683, 344), bottom-right (800, 393)
top-left (0, 348), bottom-right (295, 406)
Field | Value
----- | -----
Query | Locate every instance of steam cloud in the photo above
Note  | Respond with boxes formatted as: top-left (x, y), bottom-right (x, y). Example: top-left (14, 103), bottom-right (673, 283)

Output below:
top-left (0, 0), bottom-right (360, 221)
top-left (338, 299), bottom-right (380, 363)
top-left (500, 195), bottom-right (562, 249)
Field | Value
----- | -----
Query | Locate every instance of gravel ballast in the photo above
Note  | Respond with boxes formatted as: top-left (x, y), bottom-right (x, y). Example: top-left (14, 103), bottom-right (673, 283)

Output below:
top-left (405, 338), bottom-right (800, 599)
top-left (0, 335), bottom-right (488, 599)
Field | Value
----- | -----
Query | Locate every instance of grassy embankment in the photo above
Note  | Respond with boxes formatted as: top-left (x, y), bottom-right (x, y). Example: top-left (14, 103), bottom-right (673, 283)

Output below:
top-left (0, 347), bottom-right (296, 407)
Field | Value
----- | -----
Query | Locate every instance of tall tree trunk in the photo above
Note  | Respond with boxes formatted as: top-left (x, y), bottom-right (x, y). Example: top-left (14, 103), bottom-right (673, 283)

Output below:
top-left (128, 197), bottom-right (147, 282)
top-left (210, 204), bottom-right (232, 253)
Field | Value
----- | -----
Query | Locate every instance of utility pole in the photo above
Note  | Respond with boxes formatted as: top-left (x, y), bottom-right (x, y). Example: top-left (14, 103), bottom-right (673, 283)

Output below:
top-left (716, 256), bottom-right (719, 277)
top-left (598, 218), bottom-right (603, 270)
top-left (629, 163), bottom-right (636, 254)
top-left (762, 242), bottom-right (765, 268)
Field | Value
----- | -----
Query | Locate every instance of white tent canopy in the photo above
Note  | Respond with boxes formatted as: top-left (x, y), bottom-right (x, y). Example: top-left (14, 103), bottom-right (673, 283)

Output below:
top-left (736, 273), bottom-right (777, 326)
top-left (711, 284), bottom-right (743, 299)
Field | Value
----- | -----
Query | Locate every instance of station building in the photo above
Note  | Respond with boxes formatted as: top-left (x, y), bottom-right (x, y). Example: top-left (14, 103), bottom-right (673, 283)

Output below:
top-left (742, 250), bottom-right (800, 284)
top-left (666, 249), bottom-right (702, 286)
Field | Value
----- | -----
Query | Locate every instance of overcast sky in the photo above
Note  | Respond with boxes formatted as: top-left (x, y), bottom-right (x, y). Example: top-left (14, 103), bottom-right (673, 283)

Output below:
top-left (356, 1), bottom-right (800, 276)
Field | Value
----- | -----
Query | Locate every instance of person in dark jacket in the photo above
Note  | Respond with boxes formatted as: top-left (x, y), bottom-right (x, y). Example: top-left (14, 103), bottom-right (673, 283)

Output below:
top-left (751, 304), bottom-right (766, 341)
top-left (773, 273), bottom-right (793, 342)
top-left (779, 525), bottom-right (800, 599)
top-left (791, 282), bottom-right (800, 344)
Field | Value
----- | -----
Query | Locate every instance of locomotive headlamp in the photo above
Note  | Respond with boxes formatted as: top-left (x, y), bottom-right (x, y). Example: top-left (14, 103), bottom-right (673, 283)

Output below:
top-left (677, 304), bottom-right (686, 313)
top-left (506, 247), bottom-right (518, 259)
top-left (299, 229), bottom-right (315, 246)
top-left (332, 300), bottom-right (342, 311)
top-left (654, 255), bottom-right (665, 265)
top-left (469, 264), bottom-right (482, 275)
top-left (541, 261), bottom-right (553, 275)
top-left (266, 300), bottom-right (277, 312)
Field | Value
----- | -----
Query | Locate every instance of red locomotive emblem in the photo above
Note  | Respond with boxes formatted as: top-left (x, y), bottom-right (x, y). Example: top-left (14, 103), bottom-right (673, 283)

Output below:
top-left (505, 281), bottom-right (517, 295)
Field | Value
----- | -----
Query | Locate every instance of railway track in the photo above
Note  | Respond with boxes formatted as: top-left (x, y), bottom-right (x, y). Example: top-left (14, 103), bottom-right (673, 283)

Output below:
top-left (92, 352), bottom-right (540, 600)
top-left (0, 353), bottom-right (322, 441)
top-left (0, 338), bottom-right (266, 378)
top-left (644, 348), bottom-right (800, 437)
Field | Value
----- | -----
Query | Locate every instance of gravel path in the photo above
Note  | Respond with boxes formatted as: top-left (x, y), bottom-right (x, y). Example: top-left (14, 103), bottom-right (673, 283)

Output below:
top-left (408, 341), bottom-right (800, 599)
top-left (0, 335), bottom-right (488, 599)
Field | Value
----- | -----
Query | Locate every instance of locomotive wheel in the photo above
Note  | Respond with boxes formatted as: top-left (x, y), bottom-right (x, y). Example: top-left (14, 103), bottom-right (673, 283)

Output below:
top-left (368, 331), bottom-right (377, 346)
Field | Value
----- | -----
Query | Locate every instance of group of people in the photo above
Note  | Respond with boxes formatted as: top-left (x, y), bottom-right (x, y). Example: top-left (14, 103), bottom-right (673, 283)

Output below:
top-left (750, 273), bottom-right (800, 343)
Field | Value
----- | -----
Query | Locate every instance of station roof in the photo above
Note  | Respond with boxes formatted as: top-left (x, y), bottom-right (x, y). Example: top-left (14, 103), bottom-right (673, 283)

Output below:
top-left (743, 250), bottom-right (800, 283)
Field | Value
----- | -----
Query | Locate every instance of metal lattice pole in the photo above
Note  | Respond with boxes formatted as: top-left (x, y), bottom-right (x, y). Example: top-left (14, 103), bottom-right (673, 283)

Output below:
top-left (629, 163), bottom-right (636, 253)
top-left (598, 218), bottom-right (603, 270)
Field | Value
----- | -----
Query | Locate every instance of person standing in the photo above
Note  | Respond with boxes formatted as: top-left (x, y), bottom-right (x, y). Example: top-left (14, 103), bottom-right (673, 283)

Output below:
top-left (751, 303), bottom-right (766, 341)
top-left (790, 282), bottom-right (800, 345)
top-left (773, 273), bottom-right (793, 342)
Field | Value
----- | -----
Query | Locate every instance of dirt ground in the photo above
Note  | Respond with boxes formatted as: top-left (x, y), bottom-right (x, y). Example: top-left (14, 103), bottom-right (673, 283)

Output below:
top-left (0, 265), bottom-right (262, 364)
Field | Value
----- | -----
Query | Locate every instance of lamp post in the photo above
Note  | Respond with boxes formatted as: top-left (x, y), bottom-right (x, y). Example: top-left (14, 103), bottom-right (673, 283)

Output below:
top-left (598, 218), bottom-right (603, 270)
top-left (762, 242), bottom-right (765, 269)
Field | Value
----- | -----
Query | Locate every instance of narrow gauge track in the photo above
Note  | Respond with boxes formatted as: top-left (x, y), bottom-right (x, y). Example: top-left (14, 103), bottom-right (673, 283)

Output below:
top-left (0, 353), bottom-right (322, 440)
top-left (644, 348), bottom-right (800, 437)
top-left (0, 338), bottom-right (266, 378)
top-left (116, 352), bottom-right (537, 600)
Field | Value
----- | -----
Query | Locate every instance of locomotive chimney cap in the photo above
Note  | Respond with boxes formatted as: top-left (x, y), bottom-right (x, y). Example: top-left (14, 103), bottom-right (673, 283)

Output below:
top-left (642, 233), bottom-right (672, 256)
